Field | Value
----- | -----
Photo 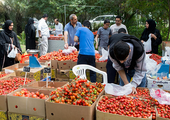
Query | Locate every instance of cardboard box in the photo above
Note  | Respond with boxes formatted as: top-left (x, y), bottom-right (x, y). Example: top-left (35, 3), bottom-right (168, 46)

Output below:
top-left (156, 106), bottom-right (169, 120)
top-left (0, 76), bottom-right (34, 111)
top-left (95, 62), bottom-right (107, 72)
top-left (57, 60), bottom-right (71, 70)
top-left (25, 81), bottom-right (68, 89)
top-left (8, 112), bottom-right (45, 120)
top-left (147, 77), bottom-right (170, 90)
top-left (2, 63), bottom-right (29, 72)
top-left (16, 66), bottom-right (47, 81)
top-left (7, 88), bottom-right (52, 117)
top-left (96, 95), bottom-right (152, 120)
top-left (0, 71), bottom-right (16, 80)
top-left (51, 60), bottom-right (58, 69)
top-left (46, 90), bottom-right (105, 120)
top-left (70, 61), bottom-right (77, 69)
top-left (56, 69), bottom-right (70, 79)
top-left (0, 110), bottom-right (7, 120)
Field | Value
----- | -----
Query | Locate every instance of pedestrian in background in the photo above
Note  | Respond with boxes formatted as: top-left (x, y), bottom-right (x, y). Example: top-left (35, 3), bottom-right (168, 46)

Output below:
top-left (25, 18), bottom-right (36, 50)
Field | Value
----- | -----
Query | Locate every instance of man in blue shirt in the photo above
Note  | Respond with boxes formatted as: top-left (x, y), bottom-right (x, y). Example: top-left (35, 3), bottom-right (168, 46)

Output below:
top-left (64, 14), bottom-right (82, 50)
top-left (74, 20), bottom-right (96, 82)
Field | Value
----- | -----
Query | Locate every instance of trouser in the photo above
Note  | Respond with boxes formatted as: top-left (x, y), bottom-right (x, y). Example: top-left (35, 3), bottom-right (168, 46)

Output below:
top-left (77, 54), bottom-right (96, 82)
top-left (119, 69), bottom-right (146, 87)
top-left (39, 36), bottom-right (48, 56)
top-left (106, 57), bottom-right (117, 83)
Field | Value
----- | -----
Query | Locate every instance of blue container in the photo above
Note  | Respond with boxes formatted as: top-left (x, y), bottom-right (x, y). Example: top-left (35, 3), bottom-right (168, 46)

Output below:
top-left (157, 63), bottom-right (169, 78)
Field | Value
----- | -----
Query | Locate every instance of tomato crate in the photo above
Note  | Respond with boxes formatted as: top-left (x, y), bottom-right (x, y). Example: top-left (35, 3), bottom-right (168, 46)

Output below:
top-left (96, 95), bottom-right (152, 120)
top-left (7, 88), bottom-right (52, 117)
top-left (46, 90), bottom-right (105, 120)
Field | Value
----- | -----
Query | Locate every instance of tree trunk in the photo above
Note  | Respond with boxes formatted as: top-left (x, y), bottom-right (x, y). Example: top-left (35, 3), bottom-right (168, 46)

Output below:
top-left (16, 13), bottom-right (23, 35)
top-left (166, 0), bottom-right (170, 41)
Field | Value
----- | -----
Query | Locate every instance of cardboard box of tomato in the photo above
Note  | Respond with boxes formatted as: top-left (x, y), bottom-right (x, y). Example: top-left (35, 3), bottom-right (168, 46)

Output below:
top-left (7, 88), bottom-right (51, 117)
top-left (2, 63), bottom-right (29, 72)
top-left (96, 95), bottom-right (152, 120)
top-left (25, 81), bottom-right (68, 90)
top-left (0, 76), bottom-right (34, 111)
top-left (45, 78), bottom-right (105, 120)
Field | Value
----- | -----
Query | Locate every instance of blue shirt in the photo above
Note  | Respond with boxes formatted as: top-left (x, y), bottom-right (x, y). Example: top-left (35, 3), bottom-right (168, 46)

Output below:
top-left (64, 22), bottom-right (82, 46)
top-left (75, 27), bottom-right (95, 56)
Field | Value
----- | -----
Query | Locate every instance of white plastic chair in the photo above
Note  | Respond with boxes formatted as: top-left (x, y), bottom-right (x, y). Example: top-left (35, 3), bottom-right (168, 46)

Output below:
top-left (72, 64), bottom-right (107, 84)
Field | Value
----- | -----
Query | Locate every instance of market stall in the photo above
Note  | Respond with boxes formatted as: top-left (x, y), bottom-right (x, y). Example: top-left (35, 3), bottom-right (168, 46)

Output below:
top-left (0, 46), bottom-right (169, 120)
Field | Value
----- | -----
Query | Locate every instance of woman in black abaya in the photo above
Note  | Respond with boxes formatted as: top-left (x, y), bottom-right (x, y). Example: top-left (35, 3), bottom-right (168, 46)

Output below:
top-left (140, 19), bottom-right (162, 54)
top-left (0, 20), bottom-right (22, 69)
top-left (25, 18), bottom-right (36, 50)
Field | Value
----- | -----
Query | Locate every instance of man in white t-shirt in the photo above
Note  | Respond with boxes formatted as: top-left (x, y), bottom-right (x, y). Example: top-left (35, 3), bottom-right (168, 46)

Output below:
top-left (110, 15), bottom-right (128, 35)
top-left (36, 14), bottom-right (50, 56)
top-left (53, 18), bottom-right (63, 36)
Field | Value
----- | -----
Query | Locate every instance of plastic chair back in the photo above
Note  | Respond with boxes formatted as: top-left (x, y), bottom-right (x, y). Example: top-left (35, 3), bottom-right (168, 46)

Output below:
top-left (72, 64), bottom-right (107, 84)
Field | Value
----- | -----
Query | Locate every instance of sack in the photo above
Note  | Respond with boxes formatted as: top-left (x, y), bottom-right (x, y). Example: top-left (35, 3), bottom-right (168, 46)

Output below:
top-left (7, 46), bottom-right (18, 58)
top-left (99, 48), bottom-right (108, 61)
top-left (143, 34), bottom-right (152, 52)
top-left (145, 54), bottom-right (157, 73)
top-left (15, 53), bottom-right (21, 61)
top-left (150, 88), bottom-right (170, 105)
top-left (105, 83), bottom-right (133, 96)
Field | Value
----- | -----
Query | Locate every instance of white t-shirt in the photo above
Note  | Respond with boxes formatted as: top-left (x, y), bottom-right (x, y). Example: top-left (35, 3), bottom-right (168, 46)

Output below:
top-left (55, 22), bottom-right (63, 36)
top-left (36, 18), bottom-right (50, 37)
top-left (110, 24), bottom-right (128, 35)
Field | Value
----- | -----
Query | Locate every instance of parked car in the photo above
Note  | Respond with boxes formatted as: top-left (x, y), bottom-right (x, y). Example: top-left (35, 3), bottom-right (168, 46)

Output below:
top-left (89, 15), bottom-right (116, 25)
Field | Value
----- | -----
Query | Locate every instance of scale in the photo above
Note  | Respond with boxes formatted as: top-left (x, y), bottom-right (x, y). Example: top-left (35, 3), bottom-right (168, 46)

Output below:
top-left (27, 49), bottom-right (42, 68)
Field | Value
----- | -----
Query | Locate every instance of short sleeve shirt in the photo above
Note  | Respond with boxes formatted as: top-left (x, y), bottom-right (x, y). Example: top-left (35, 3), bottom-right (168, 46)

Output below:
top-left (64, 22), bottom-right (82, 46)
top-left (97, 27), bottom-right (112, 47)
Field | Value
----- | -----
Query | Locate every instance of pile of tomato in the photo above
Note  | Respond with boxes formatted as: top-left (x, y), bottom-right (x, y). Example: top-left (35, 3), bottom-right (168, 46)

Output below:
top-left (97, 95), bottom-right (156, 119)
top-left (49, 77), bottom-right (105, 106)
top-left (97, 87), bottom-right (170, 120)
top-left (39, 49), bottom-right (78, 62)
top-left (149, 54), bottom-right (162, 64)
top-left (13, 88), bottom-right (49, 99)
top-left (0, 77), bottom-right (33, 95)
top-left (39, 49), bottom-right (107, 63)
top-left (0, 73), bottom-right (8, 78)
top-left (157, 104), bottom-right (170, 119)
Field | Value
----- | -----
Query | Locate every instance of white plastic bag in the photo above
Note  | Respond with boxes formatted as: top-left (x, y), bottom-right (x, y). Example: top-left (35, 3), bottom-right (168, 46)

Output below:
top-left (150, 88), bottom-right (170, 105)
top-left (62, 49), bottom-right (72, 55)
top-left (99, 48), bottom-right (108, 61)
top-left (145, 54), bottom-right (157, 73)
top-left (68, 46), bottom-right (77, 52)
top-left (7, 46), bottom-right (18, 58)
top-left (105, 83), bottom-right (133, 96)
top-left (95, 50), bottom-right (99, 54)
top-left (143, 34), bottom-right (152, 52)
top-left (162, 47), bottom-right (170, 65)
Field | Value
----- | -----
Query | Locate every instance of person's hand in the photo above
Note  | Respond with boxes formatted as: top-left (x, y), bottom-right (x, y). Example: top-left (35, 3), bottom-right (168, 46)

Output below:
top-left (39, 35), bottom-right (42, 38)
top-left (141, 40), bottom-right (144, 43)
top-left (132, 87), bottom-right (137, 94)
top-left (64, 43), bottom-right (68, 49)
top-left (53, 28), bottom-right (56, 31)
top-left (151, 33), bottom-right (157, 40)
top-left (49, 28), bottom-right (51, 31)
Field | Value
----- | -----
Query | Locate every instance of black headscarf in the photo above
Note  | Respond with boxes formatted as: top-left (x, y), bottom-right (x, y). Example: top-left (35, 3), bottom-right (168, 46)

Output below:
top-left (146, 19), bottom-right (156, 33)
top-left (25, 18), bottom-right (34, 37)
top-left (4, 20), bottom-right (14, 38)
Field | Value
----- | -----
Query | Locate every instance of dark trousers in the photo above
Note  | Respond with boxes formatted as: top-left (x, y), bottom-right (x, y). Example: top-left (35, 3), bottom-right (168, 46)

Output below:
top-left (77, 54), bottom-right (96, 82)
top-left (106, 57), bottom-right (117, 83)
